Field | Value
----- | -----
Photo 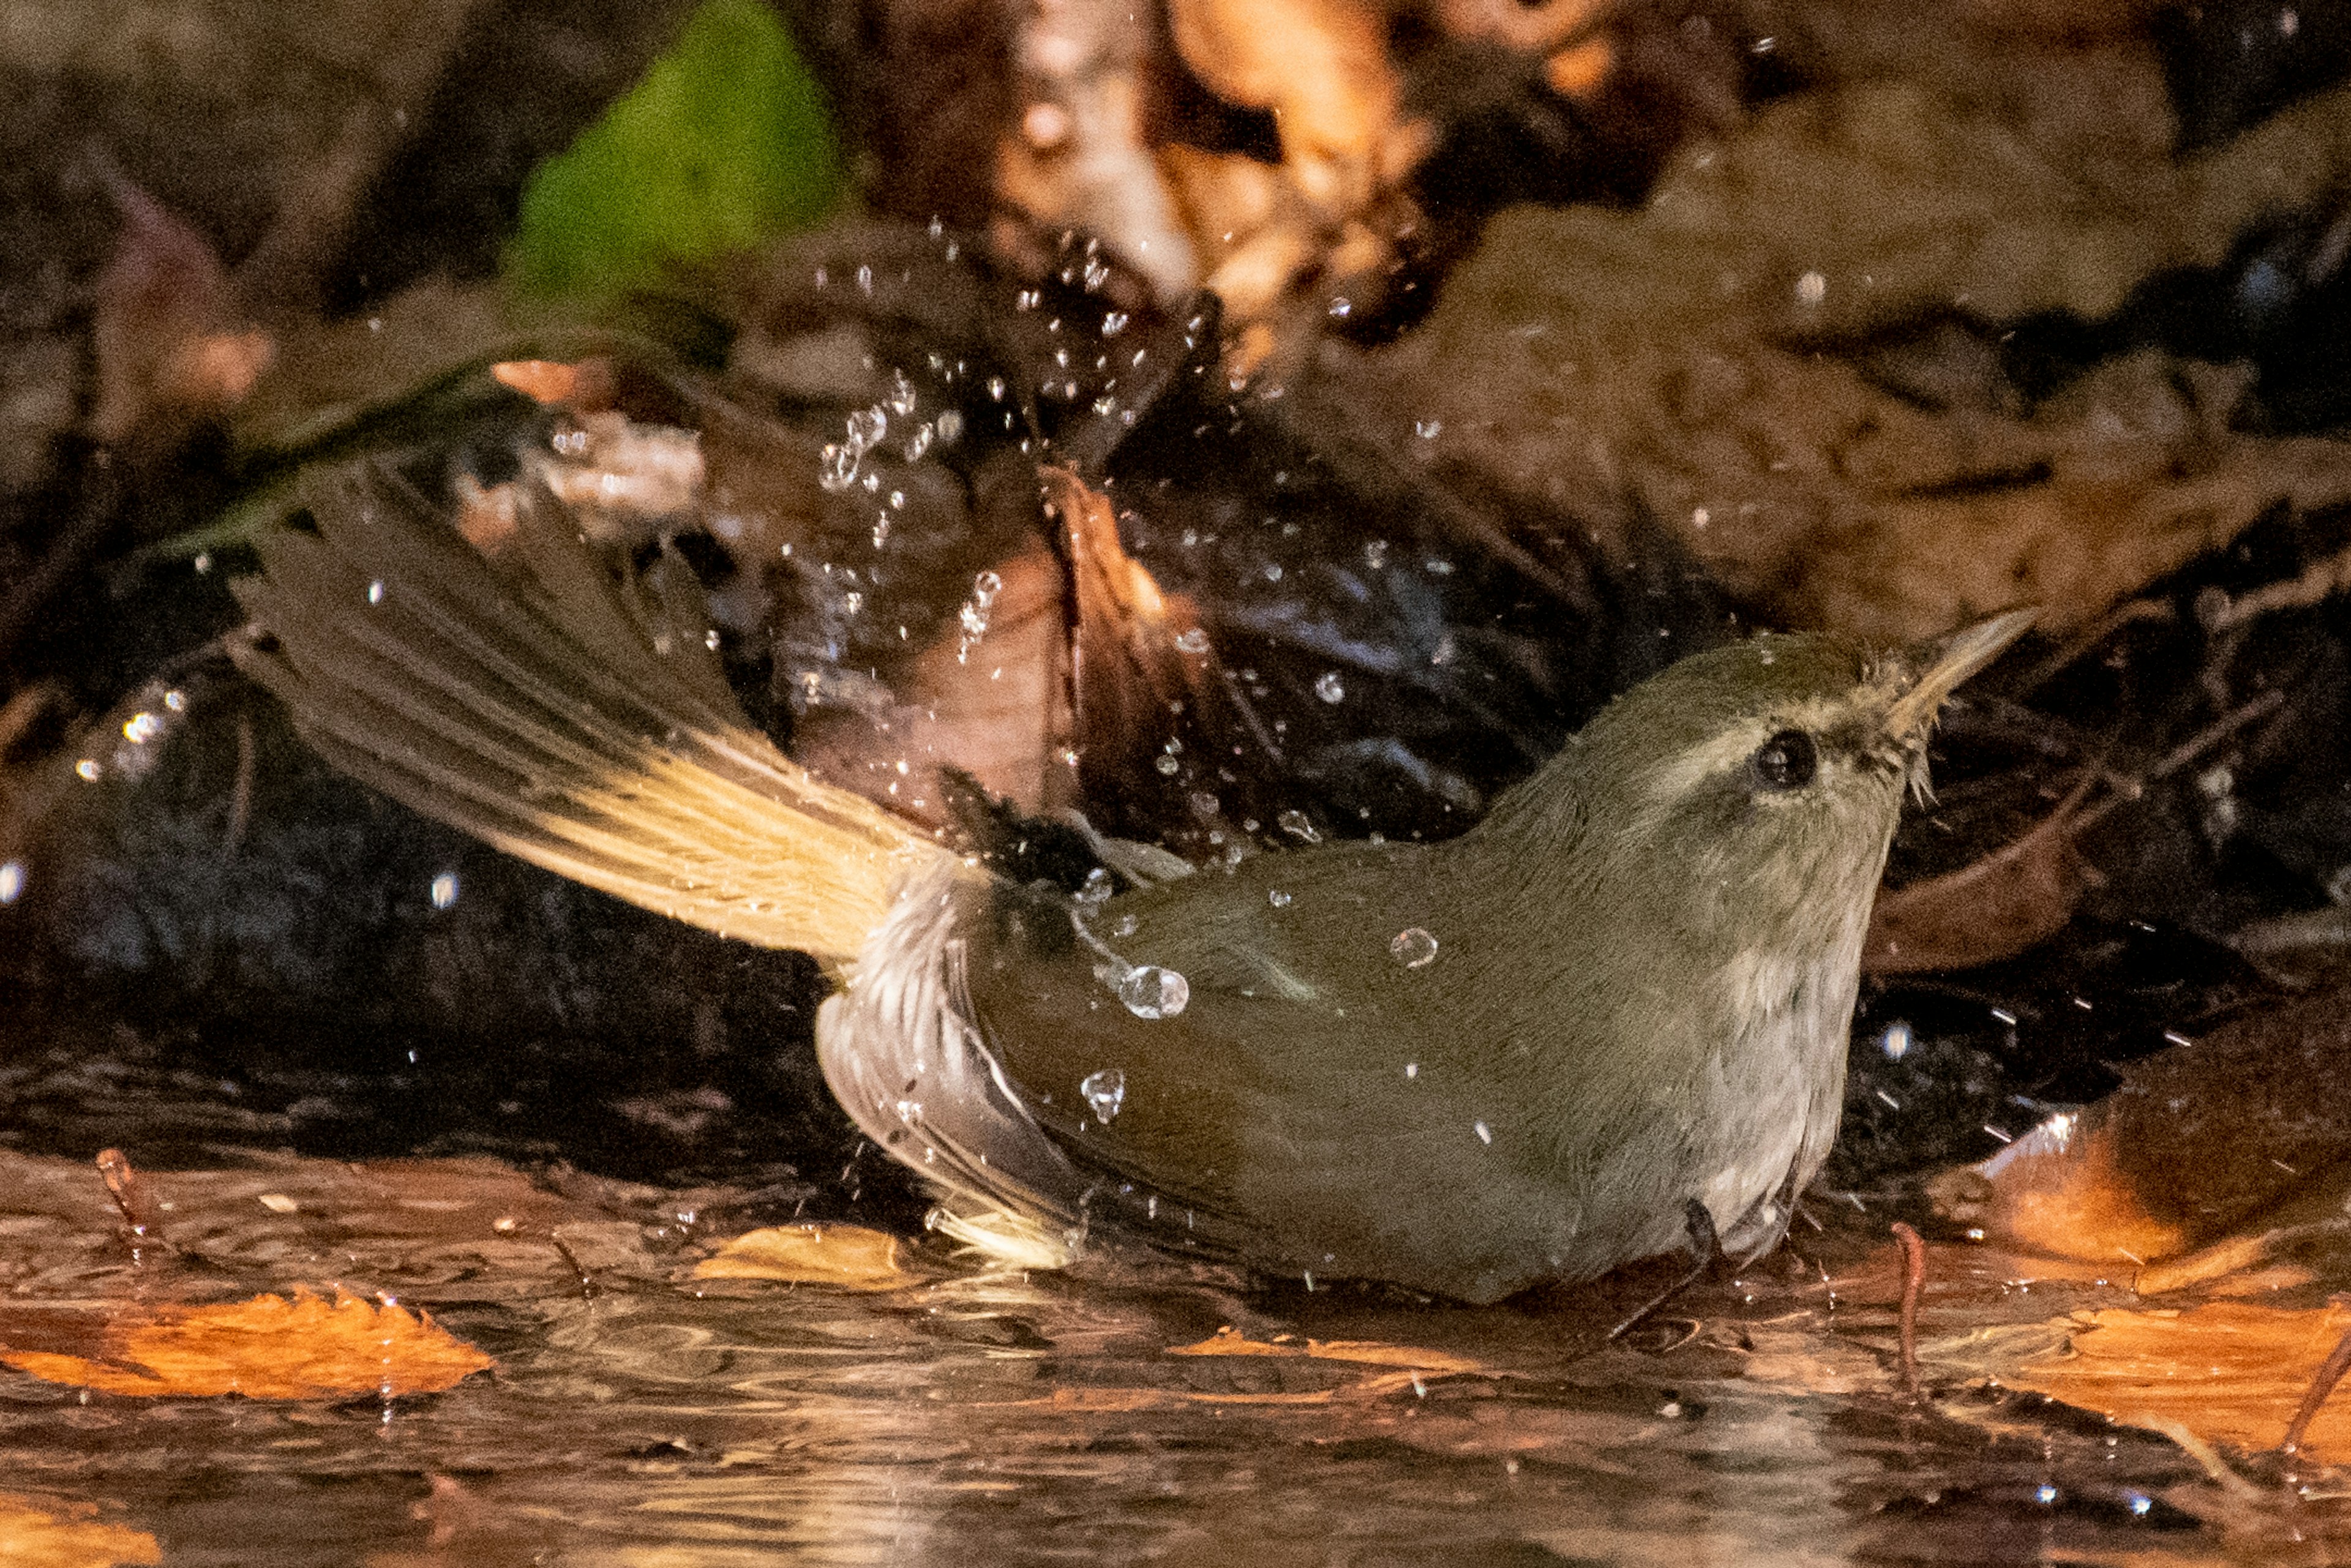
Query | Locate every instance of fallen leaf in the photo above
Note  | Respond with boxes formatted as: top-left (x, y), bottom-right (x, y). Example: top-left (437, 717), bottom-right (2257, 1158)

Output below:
top-left (2003, 1302), bottom-right (2351, 1463)
top-left (0, 1289), bottom-right (493, 1400)
top-left (91, 171), bottom-right (272, 445)
top-left (1930, 981), bottom-right (2351, 1266)
top-left (1167, 1324), bottom-right (1488, 1376)
top-left (1864, 776), bottom-right (2094, 973)
top-left (0, 1495), bottom-right (159, 1568)
top-left (490, 358), bottom-right (617, 410)
top-left (511, 0), bottom-right (842, 299)
top-left (692, 1224), bottom-right (920, 1290)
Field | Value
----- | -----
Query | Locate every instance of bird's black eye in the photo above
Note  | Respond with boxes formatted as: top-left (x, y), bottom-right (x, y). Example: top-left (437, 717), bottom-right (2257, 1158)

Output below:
top-left (1750, 729), bottom-right (1818, 790)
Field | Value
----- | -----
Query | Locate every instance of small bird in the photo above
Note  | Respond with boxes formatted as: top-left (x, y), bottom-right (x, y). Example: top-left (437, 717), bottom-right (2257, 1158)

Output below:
top-left (230, 463), bottom-right (2029, 1304)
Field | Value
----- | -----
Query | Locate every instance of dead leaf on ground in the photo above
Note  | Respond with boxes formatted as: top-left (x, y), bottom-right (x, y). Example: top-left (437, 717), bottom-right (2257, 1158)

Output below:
top-left (1930, 981), bottom-right (2351, 1267)
top-left (1167, 1324), bottom-right (1488, 1376)
top-left (91, 172), bottom-right (272, 445)
top-left (692, 1224), bottom-right (923, 1291)
top-left (2002, 1302), bottom-right (2351, 1464)
top-left (1864, 774), bottom-right (2096, 973)
top-left (0, 1494), bottom-right (159, 1568)
top-left (0, 1289), bottom-right (493, 1400)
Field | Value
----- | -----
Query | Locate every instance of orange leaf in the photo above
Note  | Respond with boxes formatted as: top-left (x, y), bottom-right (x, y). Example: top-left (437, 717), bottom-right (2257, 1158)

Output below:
top-left (2004, 1302), bottom-right (2351, 1464)
top-left (1167, 1324), bottom-right (1487, 1375)
top-left (0, 1494), bottom-right (159, 1568)
top-left (692, 1224), bottom-right (919, 1291)
top-left (0, 1289), bottom-right (492, 1400)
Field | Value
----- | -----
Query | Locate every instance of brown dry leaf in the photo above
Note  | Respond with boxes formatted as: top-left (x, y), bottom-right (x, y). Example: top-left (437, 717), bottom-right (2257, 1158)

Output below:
top-left (1863, 778), bottom-right (2094, 973)
top-left (2004, 1302), bottom-right (2351, 1463)
top-left (1357, 50), bottom-right (2351, 643)
top-left (490, 358), bottom-right (616, 411)
top-left (0, 1289), bottom-right (492, 1400)
top-left (692, 1224), bottom-right (922, 1291)
top-left (0, 1495), bottom-right (159, 1568)
top-left (1168, 1324), bottom-right (1488, 1376)
top-left (1930, 981), bottom-right (2351, 1266)
top-left (91, 173), bottom-right (272, 445)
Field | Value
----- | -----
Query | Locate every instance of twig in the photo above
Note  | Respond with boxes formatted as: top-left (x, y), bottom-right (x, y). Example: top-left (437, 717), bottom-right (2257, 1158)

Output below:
top-left (1891, 1221), bottom-right (1926, 1396)
top-left (96, 1147), bottom-right (176, 1259)
top-left (2281, 1321), bottom-right (2351, 1457)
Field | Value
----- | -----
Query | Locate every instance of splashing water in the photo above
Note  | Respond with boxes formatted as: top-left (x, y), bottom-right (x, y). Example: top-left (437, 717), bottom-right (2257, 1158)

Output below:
top-left (1117, 967), bottom-right (1188, 1020)
top-left (1079, 1068), bottom-right (1127, 1122)
top-left (1391, 928), bottom-right (1439, 968)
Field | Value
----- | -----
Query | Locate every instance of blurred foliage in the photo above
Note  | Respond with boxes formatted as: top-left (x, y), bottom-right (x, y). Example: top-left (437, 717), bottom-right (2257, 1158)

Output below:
top-left (509, 0), bottom-right (842, 301)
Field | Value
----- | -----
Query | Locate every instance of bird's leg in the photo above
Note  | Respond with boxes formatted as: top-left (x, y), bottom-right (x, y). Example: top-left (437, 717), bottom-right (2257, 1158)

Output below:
top-left (1605, 1199), bottom-right (1721, 1341)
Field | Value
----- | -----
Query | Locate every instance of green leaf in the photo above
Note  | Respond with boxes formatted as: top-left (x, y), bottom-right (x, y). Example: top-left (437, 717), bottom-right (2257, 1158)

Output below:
top-left (510, 0), bottom-right (841, 299)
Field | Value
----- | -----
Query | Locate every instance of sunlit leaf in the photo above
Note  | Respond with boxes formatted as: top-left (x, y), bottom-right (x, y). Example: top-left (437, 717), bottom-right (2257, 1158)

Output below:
top-left (509, 0), bottom-right (841, 300)
top-left (0, 1495), bottom-right (159, 1568)
top-left (2002, 1302), bottom-right (2351, 1463)
top-left (0, 1289), bottom-right (493, 1400)
top-left (692, 1224), bottom-right (920, 1291)
top-left (1168, 1324), bottom-right (1487, 1375)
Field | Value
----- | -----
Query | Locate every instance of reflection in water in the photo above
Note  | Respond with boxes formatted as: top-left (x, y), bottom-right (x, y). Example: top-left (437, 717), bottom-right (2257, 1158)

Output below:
top-left (0, 1150), bottom-right (2254, 1565)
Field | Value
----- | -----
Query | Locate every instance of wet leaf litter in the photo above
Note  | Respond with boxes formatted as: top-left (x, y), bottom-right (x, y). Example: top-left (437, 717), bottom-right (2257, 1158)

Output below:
top-left (17, 0), bottom-right (2351, 1562)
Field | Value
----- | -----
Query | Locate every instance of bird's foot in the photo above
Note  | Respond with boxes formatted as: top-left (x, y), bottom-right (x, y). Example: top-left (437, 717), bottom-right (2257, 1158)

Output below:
top-left (1605, 1198), bottom-right (1720, 1343)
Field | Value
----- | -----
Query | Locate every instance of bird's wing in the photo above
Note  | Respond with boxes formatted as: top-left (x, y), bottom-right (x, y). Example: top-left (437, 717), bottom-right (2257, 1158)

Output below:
top-left (230, 461), bottom-right (948, 965)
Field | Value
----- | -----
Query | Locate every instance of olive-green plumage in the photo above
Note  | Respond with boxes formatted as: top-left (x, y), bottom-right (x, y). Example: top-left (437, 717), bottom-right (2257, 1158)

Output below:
top-left (234, 461), bottom-right (2028, 1304)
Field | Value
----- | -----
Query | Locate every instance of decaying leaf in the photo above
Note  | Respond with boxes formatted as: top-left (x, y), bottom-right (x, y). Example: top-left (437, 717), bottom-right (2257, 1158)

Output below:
top-left (0, 1289), bottom-right (493, 1400)
top-left (1350, 50), bottom-right (2351, 642)
top-left (91, 173), bottom-right (272, 446)
top-left (1864, 776), bottom-right (2096, 973)
top-left (1167, 1324), bottom-right (1488, 1377)
top-left (0, 1495), bottom-right (159, 1568)
top-left (692, 1224), bottom-right (922, 1290)
top-left (1930, 981), bottom-right (2351, 1268)
top-left (2001, 1302), bottom-right (2351, 1464)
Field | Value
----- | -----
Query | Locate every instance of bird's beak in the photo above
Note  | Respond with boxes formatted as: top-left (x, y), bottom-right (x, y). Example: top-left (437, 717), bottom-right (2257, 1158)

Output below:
top-left (1882, 607), bottom-right (2037, 743)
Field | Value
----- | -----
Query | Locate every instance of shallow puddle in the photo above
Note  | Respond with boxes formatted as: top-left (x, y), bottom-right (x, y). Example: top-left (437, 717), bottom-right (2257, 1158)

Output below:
top-left (2, 1147), bottom-right (2327, 1566)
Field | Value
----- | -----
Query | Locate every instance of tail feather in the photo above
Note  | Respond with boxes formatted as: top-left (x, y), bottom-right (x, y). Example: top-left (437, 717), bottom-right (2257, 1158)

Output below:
top-left (229, 461), bottom-right (948, 964)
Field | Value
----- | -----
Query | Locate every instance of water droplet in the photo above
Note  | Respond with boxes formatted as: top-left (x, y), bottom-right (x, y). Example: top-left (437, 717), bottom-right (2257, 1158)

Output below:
top-left (1277, 810), bottom-right (1319, 842)
top-left (886, 372), bottom-right (918, 416)
top-left (1328, 297), bottom-right (1352, 319)
top-left (1795, 269), bottom-right (1827, 306)
top-left (936, 409), bottom-right (964, 443)
top-left (1268, 889), bottom-right (1292, 908)
top-left (1079, 1068), bottom-right (1126, 1120)
top-left (430, 871), bottom-right (460, 910)
top-left (1314, 672), bottom-right (1345, 703)
top-left (1474, 1120), bottom-right (1491, 1144)
top-left (1102, 310), bottom-right (1129, 336)
top-left (1154, 754), bottom-right (1180, 776)
top-left (1363, 539), bottom-right (1389, 569)
top-left (1076, 867), bottom-right (1116, 906)
top-left (1117, 967), bottom-right (1188, 1019)
top-left (1082, 258), bottom-right (1111, 290)
top-left (1391, 927), bottom-right (1439, 967)
top-left (1879, 1020), bottom-right (1912, 1061)
top-left (1415, 418), bottom-right (1442, 439)
top-left (1173, 627), bottom-right (1209, 654)
top-left (846, 407), bottom-right (887, 449)
top-left (819, 443), bottom-right (860, 492)
top-left (366, 580), bottom-right (385, 605)
top-left (75, 759), bottom-right (101, 782)
top-left (1188, 791), bottom-right (1219, 819)
top-left (1403, 1062), bottom-right (1417, 1079)
top-left (0, 861), bottom-right (23, 904)
top-left (904, 423), bottom-right (934, 461)
top-left (986, 376), bottom-right (1007, 401)
top-left (122, 711), bottom-right (161, 744)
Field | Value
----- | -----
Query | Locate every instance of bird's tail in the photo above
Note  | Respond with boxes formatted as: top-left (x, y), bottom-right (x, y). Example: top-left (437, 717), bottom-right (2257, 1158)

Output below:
top-left (228, 461), bottom-right (949, 966)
